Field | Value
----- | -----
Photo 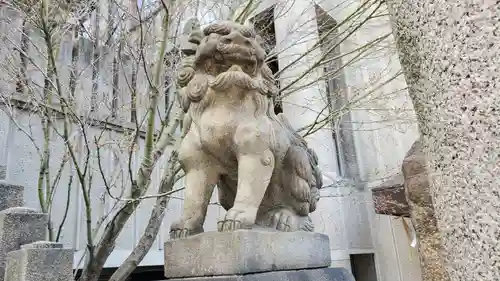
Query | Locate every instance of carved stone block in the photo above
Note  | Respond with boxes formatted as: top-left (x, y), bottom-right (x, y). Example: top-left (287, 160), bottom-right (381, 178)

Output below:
top-left (0, 207), bottom-right (48, 281)
top-left (4, 241), bottom-right (73, 281)
top-left (164, 229), bottom-right (331, 279)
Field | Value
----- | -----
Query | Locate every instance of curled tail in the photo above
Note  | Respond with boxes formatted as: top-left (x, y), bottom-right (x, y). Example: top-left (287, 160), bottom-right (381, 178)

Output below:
top-left (277, 113), bottom-right (323, 216)
top-left (307, 148), bottom-right (323, 212)
top-left (282, 146), bottom-right (323, 216)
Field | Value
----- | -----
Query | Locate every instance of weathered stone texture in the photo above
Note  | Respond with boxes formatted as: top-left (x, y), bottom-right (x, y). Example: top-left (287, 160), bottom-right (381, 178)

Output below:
top-left (402, 140), bottom-right (450, 281)
top-left (0, 207), bottom-right (48, 281)
top-left (164, 229), bottom-right (331, 279)
top-left (5, 241), bottom-right (73, 281)
top-left (387, 1), bottom-right (500, 280)
top-left (164, 267), bottom-right (354, 281)
top-left (0, 183), bottom-right (24, 211)
top-left (371, 174), bottom-right (410, 217)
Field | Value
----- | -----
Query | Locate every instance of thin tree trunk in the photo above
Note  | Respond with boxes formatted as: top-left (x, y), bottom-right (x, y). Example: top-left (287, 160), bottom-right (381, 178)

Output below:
top-left (69, 24), bottom-right (81, 101)
top-left (108, 160), bottom-right (179, 281)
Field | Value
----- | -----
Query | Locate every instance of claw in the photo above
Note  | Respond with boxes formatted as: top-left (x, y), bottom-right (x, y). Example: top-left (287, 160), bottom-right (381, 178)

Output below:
top-left (170, 229), bottom-right (185, 239)
top-left (170, 228), bottom-right (198, 239)
top-left (218, 208), bottom-right (254, 232)
top-left (218, 219), bottom-right (244, 232)
top-left (169, 219), bottom-right (204, 239)
top-left (271, 212), bottom-right (281, 229)
top-left (277, 222), bottom-right (287, 231)
top-left (170, 229), bottom-right (179, 239)
top-left (222, 220), bottom-right (232, 232)
top-left (265, 208), bottom-right (299, 232)
top-left (234, 220), bottom-right (241, 230)
top-left (277, 212), bottom-right (290, 231)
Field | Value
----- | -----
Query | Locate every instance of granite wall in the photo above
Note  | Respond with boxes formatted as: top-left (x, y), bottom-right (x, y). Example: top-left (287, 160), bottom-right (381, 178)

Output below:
top-left (386, 1), bottom-right (500, 280)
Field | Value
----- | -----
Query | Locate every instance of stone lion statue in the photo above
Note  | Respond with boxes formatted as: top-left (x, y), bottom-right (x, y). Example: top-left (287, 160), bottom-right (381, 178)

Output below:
top-left (170, 20), bottom-right (323, 239)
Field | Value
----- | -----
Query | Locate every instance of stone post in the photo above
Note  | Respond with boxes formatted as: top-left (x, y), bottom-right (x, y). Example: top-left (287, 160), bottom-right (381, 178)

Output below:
top-left (4, 241), bottom-right (73, 281)
top-left (402, 140), bottom-right (450, 281)
top-left (386, 1), bottom-right (500, 280)
top-left (0, 207), bottom-right (48, 281)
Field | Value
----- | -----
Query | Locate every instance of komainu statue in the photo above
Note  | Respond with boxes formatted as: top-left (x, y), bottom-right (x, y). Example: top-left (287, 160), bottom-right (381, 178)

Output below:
top-left (170, 20), bottom-right (323, 239)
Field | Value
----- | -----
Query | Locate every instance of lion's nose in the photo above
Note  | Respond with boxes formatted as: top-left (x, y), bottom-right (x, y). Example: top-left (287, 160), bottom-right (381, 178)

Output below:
top-left (220, 32), bottom-right (251, 46)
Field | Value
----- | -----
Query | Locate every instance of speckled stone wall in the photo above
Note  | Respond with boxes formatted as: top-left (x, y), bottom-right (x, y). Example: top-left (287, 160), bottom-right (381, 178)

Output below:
top-left (402, 140), bottom-right (450, 281)
top-left (386, 1), bottom-right (500, 281)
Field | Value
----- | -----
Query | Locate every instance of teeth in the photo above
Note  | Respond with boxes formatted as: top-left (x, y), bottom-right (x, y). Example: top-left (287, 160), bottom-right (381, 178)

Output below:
top-left (228, 65), bottom-right (244, 72)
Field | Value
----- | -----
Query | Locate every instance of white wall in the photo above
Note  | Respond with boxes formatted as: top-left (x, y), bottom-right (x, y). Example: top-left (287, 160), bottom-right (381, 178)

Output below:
top-left (253, 0), bottom-right (423, 279)
top-left (313, 0), bottom-right (422, 280)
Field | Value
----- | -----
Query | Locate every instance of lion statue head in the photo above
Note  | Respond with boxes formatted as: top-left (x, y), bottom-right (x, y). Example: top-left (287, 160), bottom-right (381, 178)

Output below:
top-left (176, 20), bottom-right (279, 114)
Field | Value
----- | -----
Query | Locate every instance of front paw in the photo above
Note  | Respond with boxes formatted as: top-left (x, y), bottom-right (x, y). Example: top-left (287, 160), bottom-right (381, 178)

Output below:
top-left (170, 219), bottom-right (204, 239)
top-left (217, 208), bottom-right (256, 232)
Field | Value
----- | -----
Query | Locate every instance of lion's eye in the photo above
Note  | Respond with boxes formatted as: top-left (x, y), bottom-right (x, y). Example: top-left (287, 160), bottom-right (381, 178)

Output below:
top-left (240, 29), bottom-right (255, 38)
top-left (241, 31), bottom-right (252, 38)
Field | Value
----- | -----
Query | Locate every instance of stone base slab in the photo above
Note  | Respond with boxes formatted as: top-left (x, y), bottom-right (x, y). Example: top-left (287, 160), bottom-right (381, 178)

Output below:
top-left (164, 229), bottom-right (331, 279)
top-left (164, 268), bottom-right (354, 281)
top-left (4, 241), bottom-right (73, 281)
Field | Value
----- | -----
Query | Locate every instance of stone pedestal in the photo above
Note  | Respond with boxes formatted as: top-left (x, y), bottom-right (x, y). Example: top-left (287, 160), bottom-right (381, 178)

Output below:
top-left (164, 230), bottom-right (332, 279)
top-left (164, 268), bottom-right (355, 281)
top-left (0, 207), bottom-right (48, 281)
top-left (4, 241), bottom-right (73, 281)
